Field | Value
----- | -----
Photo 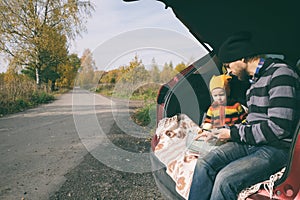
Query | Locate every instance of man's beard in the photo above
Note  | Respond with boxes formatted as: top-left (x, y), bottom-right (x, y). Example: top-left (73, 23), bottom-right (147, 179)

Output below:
top-left (236, 70), bottom-right (249, 81)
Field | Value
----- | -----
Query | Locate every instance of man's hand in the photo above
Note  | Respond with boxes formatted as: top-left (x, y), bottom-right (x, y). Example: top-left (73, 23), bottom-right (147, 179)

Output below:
top-left (213, 128), bottom-right (231, 142)
top-left (194, 128), bottom-right (231, 143)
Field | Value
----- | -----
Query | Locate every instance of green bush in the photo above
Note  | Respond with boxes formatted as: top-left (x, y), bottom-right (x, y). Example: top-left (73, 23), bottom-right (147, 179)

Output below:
top-left (0, 104), bottom-right (8, 116)
top-left (0, 100), bottom-right (27, 116)
top-left (15, 98), bottom-right (29, 111)
top-left (0, 91), bottom-right (55, 116)
top-left (132, 103), bottom-right (156, 128)
top-left (30, 91), bottom-right (55, 104)
top-left (0, 72), bottom-right (56, 117)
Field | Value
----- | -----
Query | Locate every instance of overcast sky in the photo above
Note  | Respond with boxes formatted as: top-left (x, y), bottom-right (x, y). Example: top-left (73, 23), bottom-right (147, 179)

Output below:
top-left (71, 0), bottom-right (197, 55)
top-left (70, 0), bottom-right (207, 71)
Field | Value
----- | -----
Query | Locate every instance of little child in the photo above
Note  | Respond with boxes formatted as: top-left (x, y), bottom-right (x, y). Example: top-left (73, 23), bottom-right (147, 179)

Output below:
top-left (192, 74), bottom-right (247, 144)
top-left (201, 74), bottom-right (247, 130)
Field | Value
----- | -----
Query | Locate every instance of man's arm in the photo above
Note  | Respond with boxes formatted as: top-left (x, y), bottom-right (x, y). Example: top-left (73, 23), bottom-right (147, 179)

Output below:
top-left (230, 66), bottom-right (299, 146)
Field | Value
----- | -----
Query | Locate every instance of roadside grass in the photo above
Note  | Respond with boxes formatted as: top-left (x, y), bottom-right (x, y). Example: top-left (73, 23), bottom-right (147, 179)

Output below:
top-left (0, 90), bottom-right (56, 117)
top-left (0, 72), bottom-right (62, 117)
top-left (94, 84), bottom-right (115, 96)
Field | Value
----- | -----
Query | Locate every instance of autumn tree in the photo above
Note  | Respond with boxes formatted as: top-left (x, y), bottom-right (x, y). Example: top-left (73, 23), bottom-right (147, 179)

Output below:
top-left (149, 58), bottom-right (160, 83)
top-left (93, 70), bottom-right (105, 85)
top-left (0, 0), bottom-right (94, 86)
top-left (175, 61), bottom-right (187, 73)
top-left (99, 68), bottom-right (121, 84)
top-left (56, 54), bottom-right (81, 89)
top-left (119, 55), bottom-right (149, 85)
top-left (77, 49), bottom-right (95, 88)
top-left (160, 61), bottom-right (176, 83)
top-left (115, 55), bottom-right (149, 97)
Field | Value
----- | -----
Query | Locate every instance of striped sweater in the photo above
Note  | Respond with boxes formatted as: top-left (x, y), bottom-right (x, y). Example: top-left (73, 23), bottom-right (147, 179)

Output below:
top-left (204, 101), bottom-right (247, 129)
top-left (230, 58), bottom-right (300, 149)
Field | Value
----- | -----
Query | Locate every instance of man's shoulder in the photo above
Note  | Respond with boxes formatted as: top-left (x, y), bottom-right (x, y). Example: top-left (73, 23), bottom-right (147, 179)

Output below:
top-left (266, 58), bottom-right (299, 77)
top-left (272, 64), bottom-right (299, 80)
top-left (260, 59), bottom-right (299, 81)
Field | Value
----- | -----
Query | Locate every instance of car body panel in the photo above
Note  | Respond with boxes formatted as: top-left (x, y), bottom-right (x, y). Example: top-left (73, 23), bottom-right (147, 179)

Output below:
top-left (156, 0), bottom-right (300, 65)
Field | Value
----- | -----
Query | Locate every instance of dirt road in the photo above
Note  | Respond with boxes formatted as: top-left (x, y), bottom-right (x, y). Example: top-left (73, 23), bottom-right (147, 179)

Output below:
top-left (0, 91), bottom-right (89, 200)
top-left (0, 89), bottom-right (164, 200)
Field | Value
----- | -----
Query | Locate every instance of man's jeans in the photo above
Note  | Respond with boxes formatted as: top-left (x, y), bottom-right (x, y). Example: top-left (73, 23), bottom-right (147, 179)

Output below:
top-left (188, 142), bottom-right (288, 200)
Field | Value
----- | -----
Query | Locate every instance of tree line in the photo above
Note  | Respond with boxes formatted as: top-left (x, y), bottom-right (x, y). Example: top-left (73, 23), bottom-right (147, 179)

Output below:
top-left (98, 56), bottom-right (187, 85)
top-left (76, 51), bottom-right (188, 87)
top-left (0, 0), bottom-right (94, 116)
top-left (75, 51), bottom-right (188, 98)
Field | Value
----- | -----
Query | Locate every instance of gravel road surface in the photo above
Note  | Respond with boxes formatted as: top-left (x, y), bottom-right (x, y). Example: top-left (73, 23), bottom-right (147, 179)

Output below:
top-left (0, 89), bottom-right (166, 200)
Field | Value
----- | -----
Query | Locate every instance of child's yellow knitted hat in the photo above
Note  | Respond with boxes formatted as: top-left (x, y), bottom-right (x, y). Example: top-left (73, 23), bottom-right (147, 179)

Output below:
top-left (209, 74), bottom-right (232, 96)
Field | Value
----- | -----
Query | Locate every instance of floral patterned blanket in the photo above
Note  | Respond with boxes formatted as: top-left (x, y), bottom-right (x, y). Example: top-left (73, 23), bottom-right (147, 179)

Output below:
top-left (154, 114), bottom-right (201, 199)
top-left (153, 114), bottom-right (285, 200)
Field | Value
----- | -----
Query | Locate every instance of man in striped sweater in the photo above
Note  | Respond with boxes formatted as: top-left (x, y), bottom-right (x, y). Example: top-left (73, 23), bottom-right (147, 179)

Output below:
top-left (189, 32), bottom-right (299, 200)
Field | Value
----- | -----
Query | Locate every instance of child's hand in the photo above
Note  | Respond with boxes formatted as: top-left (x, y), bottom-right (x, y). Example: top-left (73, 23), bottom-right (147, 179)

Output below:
top-left (202, 123), bottom-right (213, 130)
top-left (194, 133), bottom-right (203, 141)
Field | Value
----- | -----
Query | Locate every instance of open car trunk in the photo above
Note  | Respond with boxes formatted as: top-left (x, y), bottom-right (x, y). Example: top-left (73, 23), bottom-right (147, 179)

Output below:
top-left (125, 0), bottom-right (300, 65)
top-left (151, 54), bottom-right (300, 199)
top-left (124, 0), bottom-right (300, 199)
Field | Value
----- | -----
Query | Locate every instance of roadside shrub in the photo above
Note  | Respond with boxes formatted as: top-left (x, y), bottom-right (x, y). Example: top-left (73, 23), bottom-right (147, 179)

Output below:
top-left (30, 91), bottom-right (55, 105)
top-left (0, 71), bottom-right (55, 116)
top-left (132, 103), bottom-right (156, 128)
top-left (0, 103), bottom-right (8, 116)
top-left (131, 83), bottom-right (161, 101)
top-left (0, 99), bottom-right (26, 116)
top-left (15, 98), bottom-right (29, 111)
top-left (95, 84), bottom-right (115, 96)
top-left (0, 91), bottom-right (55, 116)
